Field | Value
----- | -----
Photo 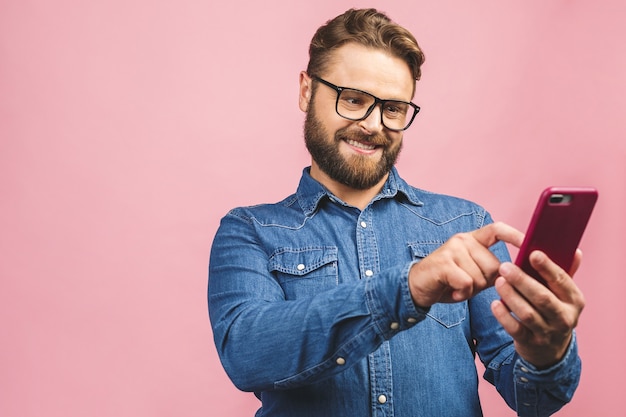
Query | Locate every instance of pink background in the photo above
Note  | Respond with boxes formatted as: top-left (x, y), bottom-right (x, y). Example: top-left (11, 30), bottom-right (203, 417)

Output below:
top-left (1, 1), bottom-right (624, 416)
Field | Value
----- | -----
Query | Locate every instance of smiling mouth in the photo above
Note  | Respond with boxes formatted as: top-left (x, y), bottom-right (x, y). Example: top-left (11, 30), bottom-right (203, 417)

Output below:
top-left (345, 138), bottom-right (378, 151)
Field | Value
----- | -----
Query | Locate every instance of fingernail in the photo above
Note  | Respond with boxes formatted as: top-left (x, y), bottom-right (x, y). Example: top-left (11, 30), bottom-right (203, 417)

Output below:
top-left (499, 262), bottom-right (513, 275)
top-left (531, 250), bottom-right (546, 264)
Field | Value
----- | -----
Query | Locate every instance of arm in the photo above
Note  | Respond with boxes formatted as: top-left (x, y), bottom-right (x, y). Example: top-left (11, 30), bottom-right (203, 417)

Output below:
top-left (487, 250), bottom-right (584, 416)
top-left (208, 212), bottom-right (427, 392)
top-left (405, 218), bottom-right (582, 416)
top-left (472, 285), bottom-right (581, 417)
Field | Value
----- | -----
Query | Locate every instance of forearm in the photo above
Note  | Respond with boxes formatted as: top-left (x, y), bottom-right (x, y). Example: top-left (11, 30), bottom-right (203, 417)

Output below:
top-left (209, 257), bottom-right (426, 392)
top-left (211, 278), bottom-right (378, 391)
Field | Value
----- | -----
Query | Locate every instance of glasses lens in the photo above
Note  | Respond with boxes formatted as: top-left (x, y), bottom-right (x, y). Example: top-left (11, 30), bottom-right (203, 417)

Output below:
top-left (381, 101), bottom-right (413, 131)
top-left (336, 88), bottom-right (416, 131)
top-left (336, 89), bottom-right (375, 120)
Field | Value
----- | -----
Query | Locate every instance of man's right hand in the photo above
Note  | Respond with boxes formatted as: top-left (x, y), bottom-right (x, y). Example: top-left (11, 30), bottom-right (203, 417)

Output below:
top-left (408, 222), bottom-right (524, 307)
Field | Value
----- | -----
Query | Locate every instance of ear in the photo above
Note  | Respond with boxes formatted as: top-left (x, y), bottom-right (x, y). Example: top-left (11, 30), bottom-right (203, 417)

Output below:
top-left (298, 71), bottom-right (313, 112)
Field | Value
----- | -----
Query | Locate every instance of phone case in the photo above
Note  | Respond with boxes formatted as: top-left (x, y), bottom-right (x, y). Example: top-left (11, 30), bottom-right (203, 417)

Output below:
top-left (514, 186), bottom-right (598, 284)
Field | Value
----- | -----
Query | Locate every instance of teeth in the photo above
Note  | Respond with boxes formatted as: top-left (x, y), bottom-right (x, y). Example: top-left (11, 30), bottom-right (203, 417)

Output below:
top-left (346, 139), bottom-right (376, 150)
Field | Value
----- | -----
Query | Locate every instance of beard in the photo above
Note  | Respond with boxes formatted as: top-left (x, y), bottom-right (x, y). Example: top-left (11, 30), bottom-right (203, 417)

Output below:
top-left (303, 102), bottom-right (403, 190)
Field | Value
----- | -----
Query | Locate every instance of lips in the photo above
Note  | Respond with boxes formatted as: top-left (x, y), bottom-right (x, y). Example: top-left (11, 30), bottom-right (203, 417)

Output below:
top-left (345, 138), bottom-right (377, 151)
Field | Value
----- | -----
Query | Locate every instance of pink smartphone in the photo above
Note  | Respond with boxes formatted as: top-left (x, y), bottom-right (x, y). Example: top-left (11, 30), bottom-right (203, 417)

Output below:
top-left (514, 186), bottom-right (598, 284)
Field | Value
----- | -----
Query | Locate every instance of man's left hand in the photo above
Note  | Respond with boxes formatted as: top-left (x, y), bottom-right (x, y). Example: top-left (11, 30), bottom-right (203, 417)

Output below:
top-left (490, 250), bottom-right (585, 369)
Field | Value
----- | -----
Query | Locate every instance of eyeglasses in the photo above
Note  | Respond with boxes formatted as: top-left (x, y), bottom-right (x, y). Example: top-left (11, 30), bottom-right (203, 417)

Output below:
top-left (312, 76), bottom-right (420, 132)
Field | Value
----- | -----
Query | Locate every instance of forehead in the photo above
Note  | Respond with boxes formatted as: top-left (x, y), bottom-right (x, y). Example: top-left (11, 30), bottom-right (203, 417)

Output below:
top-left (322, 43), bottom-right (415, 101)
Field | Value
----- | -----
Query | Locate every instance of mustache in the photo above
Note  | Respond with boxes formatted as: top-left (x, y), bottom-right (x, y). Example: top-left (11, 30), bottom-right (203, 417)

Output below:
top-left (335, 128), bottom-right (390, 146)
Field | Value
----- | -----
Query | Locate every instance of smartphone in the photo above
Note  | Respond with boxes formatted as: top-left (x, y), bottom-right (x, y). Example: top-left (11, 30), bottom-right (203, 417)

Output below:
top-left (514, 186), bottom-right (598, 284)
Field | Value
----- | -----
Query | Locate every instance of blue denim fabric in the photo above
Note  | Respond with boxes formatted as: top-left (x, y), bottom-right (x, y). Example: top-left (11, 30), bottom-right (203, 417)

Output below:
top-left (208, 167), bottom-right (580, 417)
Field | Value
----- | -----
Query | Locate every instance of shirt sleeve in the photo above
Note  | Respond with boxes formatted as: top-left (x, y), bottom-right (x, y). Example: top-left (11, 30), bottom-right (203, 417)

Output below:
top-left (513, 333), bottom-right (581, 417)
top-left (208, 212), bottom-right (428, 392)
top-left (481, 330), bottom-right (581, 417)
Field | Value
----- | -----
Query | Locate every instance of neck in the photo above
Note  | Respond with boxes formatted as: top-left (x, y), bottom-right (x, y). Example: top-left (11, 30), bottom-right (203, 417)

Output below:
top-left (309, 164), bottom-right (389, 211)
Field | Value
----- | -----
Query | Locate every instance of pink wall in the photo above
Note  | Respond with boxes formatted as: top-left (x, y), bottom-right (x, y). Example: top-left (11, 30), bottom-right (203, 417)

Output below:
top-left (1, 1), bottom-right (624, 416)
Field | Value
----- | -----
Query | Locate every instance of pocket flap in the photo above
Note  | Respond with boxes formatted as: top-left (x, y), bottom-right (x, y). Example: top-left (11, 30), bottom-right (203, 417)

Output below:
top-left (408, 241), bottom-right (444, 258)
top-left (268, 247), bottom-right (338, 276)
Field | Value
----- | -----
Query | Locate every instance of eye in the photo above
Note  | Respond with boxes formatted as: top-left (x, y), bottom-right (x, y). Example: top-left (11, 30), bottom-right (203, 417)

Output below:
top-left (344, 97), bottom-right (364, 105)
top-left (339, 90), bottom-right (371, 108)
top-left (383, 102), bottom-right (409, 118)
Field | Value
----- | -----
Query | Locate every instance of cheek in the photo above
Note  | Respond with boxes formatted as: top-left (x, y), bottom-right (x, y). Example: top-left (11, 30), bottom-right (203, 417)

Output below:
top-left (387, 132), bottom-right (403, 148)
top-left (312, 98), bottom-right (352, 130)
top-left (327, 119), bottom-right (356, 142)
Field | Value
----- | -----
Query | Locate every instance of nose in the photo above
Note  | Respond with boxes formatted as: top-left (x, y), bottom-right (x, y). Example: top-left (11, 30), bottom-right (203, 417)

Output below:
top-left (357, 104), bottom-right (384, 134)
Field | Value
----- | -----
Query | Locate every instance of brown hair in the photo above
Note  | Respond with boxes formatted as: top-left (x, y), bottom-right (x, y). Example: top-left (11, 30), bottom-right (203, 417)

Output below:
top-left (306, 8), bottom-right (425, 82)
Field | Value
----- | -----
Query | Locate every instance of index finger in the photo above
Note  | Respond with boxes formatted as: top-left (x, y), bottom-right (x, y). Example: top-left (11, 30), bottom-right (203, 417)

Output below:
top-left (471, 221), bottom-right (525, 249)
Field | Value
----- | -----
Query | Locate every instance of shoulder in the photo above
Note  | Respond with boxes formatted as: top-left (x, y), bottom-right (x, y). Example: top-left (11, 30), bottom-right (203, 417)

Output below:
top-left (221, 193), bottom-right (308, 228)
top-left (400, 184), bottom-right (492, 230)
top-left (414, 186), bottom-right (486, 212)
top-left (391, 169), bottom-right (487, 219)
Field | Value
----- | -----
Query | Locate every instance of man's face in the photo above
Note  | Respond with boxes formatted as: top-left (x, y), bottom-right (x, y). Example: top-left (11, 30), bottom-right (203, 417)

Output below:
top-left (300, 43), bottom-right (415, 190)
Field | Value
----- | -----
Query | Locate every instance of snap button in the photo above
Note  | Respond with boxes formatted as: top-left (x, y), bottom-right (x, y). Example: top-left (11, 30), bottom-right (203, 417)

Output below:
top-left (377, 394), bottom-right (387, 404)
top-left (407, 317), bottom-right (417, 324)
top-left (360, 221), bottom-right (367, 228)
top-left (520, 377), bottom-right (529, 383)
top-left (520, 366), bottom-right (529, 373)
top-left (296, 264), bottom-right (305, 271)
top-left (336, 357), bottom-right (346, 366)
top-left (390, 322), bottom-right (399, 330)
top-left (365, 270), bottom-right (374, 277)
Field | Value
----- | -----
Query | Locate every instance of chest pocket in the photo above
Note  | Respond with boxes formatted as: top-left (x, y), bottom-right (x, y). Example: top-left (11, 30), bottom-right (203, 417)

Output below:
top-left (408, 242), bottom-right (467, 328)
top-left (268, 246), bottom-right (339, 300)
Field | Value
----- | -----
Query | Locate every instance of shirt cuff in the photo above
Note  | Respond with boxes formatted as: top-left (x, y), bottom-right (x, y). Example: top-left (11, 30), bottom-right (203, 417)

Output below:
top-left (364, 261), bottom-right (430, 340)
top-left (513, 331), bottom-right (581, 415)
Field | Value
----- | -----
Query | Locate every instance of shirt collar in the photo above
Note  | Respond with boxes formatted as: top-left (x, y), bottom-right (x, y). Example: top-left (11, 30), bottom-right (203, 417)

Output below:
top-left (296, 167), bottom-right (424, 215)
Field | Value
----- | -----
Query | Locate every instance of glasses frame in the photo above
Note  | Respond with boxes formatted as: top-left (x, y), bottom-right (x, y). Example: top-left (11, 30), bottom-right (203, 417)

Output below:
top-left (312, 76), bottom-right (420, 132)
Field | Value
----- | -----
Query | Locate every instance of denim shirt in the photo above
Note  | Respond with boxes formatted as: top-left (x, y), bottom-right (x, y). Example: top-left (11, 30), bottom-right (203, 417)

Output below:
top-left (208, 167), bottom-right (580, 417)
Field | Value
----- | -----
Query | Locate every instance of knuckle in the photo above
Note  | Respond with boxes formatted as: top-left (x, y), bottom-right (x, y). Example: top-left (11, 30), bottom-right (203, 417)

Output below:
top-left (450, 272), bottom-right (472, 289)
top-left (553, 269), bottom-right (569, 284)
top-left (517, 308), bottom-right (536, 324)
top-left (567, 309), bottom-right (582, 328)
top-left (552, 309), bottom-right (578, 331)
top-left (571, 288), bottom-right (586, 309)
top-left (533, 291), bottom-right (552, 309)
top-left (450, 232), bottom-right (470, 245)
top-left (492, 221), bottom-right (505, 229)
